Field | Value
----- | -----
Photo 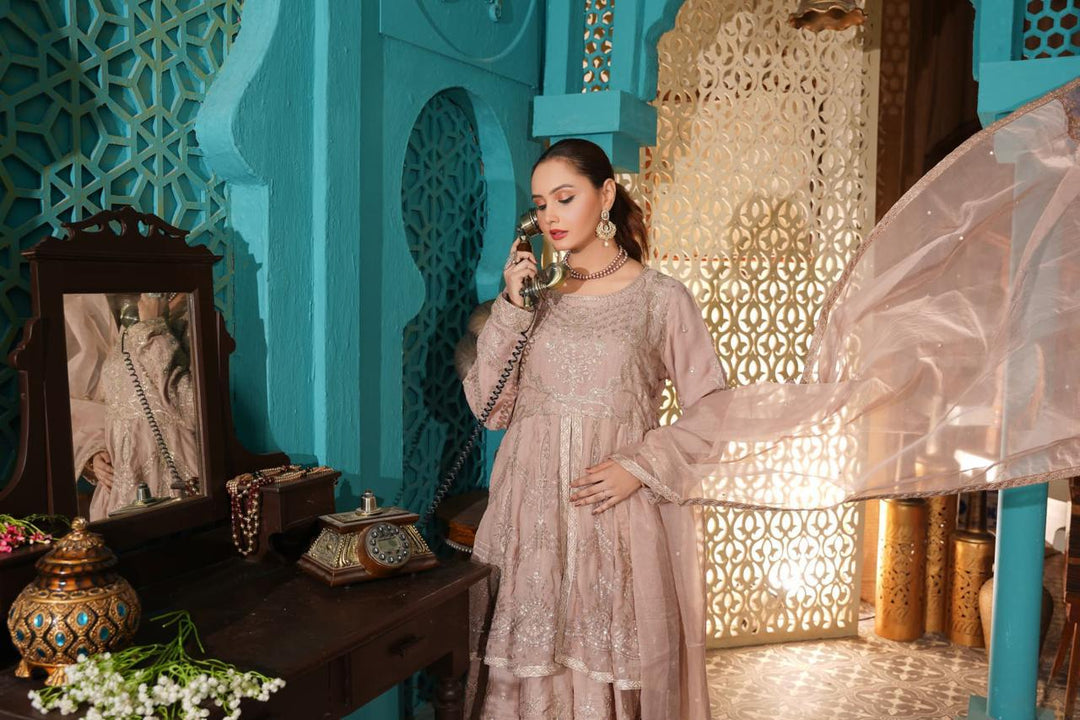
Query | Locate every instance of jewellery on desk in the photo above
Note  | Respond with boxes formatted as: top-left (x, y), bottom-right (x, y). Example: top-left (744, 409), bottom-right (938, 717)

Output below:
top-left (226, 464), bottom-right (309, 557)
top-left (568, 246), bottom-right (628, 281)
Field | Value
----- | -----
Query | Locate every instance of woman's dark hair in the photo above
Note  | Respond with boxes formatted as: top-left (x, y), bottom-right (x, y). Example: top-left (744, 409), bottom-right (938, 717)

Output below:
top-left (532, 139), bottom-right (649, 262)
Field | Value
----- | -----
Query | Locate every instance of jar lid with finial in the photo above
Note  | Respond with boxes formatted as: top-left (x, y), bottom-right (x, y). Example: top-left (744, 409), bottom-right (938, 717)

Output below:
top-left (33, 517), bottom-right (119, 590)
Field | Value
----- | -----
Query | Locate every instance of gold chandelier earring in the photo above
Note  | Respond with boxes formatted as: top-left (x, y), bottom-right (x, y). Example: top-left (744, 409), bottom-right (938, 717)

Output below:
top-left (596, 210), bottom-right (617, 247)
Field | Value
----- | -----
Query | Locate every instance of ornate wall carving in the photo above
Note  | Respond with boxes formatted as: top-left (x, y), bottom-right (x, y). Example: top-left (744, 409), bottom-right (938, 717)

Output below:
top-left (619, 0), bottom-right (880, 645)
top-left (0, 0), bottom-right (243, 486)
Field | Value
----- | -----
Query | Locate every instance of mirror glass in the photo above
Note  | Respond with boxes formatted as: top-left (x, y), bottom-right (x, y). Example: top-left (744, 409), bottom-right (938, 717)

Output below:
top-left (64, 292), bottom-right (204, 521)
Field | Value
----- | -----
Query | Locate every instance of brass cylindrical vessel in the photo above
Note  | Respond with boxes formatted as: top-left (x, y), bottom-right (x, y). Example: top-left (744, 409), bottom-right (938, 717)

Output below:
top-left (948, 492), bottom-right (995, 647)
top-left (875, 498), bottom-right (928, 641)
top-left (924, 494), bottom-right (958, 633)
top-left (917, 454), bottom-right (960, 634)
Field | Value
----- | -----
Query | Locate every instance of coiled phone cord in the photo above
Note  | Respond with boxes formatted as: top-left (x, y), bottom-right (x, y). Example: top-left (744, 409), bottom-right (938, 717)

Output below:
top-left (402, 312), bottom-right (537, 538)
top-left (120, 326), bottom-right (198, 497)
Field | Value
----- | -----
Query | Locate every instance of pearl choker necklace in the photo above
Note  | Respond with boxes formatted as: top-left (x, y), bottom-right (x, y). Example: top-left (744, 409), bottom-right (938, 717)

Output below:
top-left (568, 247), bottom-right (628, 281)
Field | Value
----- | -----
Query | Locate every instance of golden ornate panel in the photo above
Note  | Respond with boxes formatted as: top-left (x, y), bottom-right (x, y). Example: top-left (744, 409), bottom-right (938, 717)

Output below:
top-left (620, 0), bottom-right (881, 646)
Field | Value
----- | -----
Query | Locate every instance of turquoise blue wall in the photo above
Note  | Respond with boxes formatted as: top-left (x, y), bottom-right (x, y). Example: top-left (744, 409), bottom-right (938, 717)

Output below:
top-left (197, 0), bottom-right (542, 523)
top-left (0, 0), bottom-right (244, 486)
top-left (197, 2), bottom-right (543, 715)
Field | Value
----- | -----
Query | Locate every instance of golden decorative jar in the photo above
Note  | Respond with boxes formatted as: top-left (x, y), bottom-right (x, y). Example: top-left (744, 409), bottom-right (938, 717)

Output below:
top-left (948, 492), bottom-right (995, 647)
top-left (916, 454), bottom-right (960, 635)
top-left (6, 518), bottom-right (141, 685)
top-left (875, 498), bottom-right (928, 641)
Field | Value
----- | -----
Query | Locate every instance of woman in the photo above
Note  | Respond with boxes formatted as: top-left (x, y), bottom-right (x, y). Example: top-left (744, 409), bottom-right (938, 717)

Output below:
top-left (464, 78), bottom-right (1080, 717)
top-left (464, 139), bottom-right (716, 719)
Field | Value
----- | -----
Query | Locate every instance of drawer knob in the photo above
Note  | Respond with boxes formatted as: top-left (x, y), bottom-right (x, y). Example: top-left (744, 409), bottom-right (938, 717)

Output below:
top-left (389, 634), bottom-right (421, 657)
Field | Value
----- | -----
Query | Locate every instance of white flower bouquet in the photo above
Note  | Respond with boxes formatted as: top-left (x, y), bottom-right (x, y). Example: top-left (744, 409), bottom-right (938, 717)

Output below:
top-left (28, 611), bottom-right (284, 719)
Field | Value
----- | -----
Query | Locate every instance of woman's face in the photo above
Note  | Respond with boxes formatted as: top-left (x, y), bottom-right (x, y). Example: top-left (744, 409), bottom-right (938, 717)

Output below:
top-left (530, 158), bottom-right (614, 254)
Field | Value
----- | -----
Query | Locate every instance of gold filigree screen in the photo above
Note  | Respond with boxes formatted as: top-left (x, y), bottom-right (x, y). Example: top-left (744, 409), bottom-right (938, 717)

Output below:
top-left (619, 0), bottom-right (881, 646)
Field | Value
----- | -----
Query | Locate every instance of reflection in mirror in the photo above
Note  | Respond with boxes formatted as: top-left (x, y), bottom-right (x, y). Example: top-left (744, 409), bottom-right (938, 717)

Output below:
top-left (64, 292), bottom-right (203, 521)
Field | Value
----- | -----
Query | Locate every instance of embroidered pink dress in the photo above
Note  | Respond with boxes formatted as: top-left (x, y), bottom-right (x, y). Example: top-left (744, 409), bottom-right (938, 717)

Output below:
top-left (463, 267), bottom-right (721, 720)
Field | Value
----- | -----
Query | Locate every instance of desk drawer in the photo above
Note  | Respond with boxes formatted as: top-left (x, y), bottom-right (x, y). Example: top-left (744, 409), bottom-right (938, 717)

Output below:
top-left (347, 593), bottom-right (468, 707)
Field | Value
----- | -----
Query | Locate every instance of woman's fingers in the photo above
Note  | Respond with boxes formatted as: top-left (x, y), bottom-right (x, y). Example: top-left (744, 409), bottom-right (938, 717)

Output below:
top-left (570, 474), bottom-right (615, 506)
top-left (592, 494), bottom-right (620, 515)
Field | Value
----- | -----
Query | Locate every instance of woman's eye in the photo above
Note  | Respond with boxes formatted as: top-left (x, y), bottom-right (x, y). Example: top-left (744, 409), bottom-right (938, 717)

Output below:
top-left (535, 205), bottom-right (547, 212)
top-left (558, 196), bottom-right (575, 205)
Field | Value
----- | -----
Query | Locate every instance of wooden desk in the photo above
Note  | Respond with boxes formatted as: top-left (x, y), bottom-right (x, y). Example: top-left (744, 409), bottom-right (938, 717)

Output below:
top-left (0, 558), bottom-right (489, 719)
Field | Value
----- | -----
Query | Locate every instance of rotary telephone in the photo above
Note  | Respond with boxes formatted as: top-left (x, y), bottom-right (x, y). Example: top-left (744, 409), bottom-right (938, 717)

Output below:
top-left (298, 210), bottom-right (567, 585)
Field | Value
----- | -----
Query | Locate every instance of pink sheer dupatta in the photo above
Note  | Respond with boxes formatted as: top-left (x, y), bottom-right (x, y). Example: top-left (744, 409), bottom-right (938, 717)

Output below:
top-left (615, 77), bottom-right (1080, 512)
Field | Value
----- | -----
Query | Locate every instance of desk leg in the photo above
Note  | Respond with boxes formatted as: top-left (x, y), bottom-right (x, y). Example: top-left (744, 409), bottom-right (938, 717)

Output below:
top-left (434, 674), bottom-right (465, 720)
top-left (432, 649), bottom-right (467, 720)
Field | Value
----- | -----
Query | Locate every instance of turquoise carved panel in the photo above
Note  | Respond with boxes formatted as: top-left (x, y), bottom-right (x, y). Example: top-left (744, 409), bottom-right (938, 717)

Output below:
top-left (400, 90), bottom-right (487, 514)
top-left (583, 0), bottom-right (616, 92)
top-left (0, 0), bottom-right (242, 486)
top-left (1023, 0), bottom-right (1080, 59)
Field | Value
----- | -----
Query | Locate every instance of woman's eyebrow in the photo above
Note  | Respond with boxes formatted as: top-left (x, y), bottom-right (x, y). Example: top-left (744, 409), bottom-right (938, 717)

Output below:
top-left (531, 184), bottom-right (575, 199)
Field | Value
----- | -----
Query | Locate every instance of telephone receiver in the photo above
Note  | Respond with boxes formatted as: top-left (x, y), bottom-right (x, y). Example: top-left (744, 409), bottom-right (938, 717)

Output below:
top-left (515, 208), bottom-right (568, 309)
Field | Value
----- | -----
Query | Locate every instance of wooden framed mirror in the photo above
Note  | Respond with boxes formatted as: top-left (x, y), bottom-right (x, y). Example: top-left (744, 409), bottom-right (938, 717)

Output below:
top-left (0, 206), bottom-right (285, 552)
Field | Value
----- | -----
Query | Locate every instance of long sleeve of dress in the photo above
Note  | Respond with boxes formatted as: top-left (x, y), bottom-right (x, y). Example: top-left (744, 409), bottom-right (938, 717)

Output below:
top-left (611, 283), bottom-right (725, 503)
top-left (65, 294), bottom-right (116, 482)
top-left (463, 294), bottom-right (535, 430)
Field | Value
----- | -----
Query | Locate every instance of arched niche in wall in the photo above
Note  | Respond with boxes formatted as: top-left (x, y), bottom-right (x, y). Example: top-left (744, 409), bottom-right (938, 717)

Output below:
top-left (397, 87), bottom-right (515, 514)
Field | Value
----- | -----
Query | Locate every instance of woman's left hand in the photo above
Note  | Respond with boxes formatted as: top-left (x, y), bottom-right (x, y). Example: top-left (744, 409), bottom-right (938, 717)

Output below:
top-left (570, 460), bottom-right (642, 515)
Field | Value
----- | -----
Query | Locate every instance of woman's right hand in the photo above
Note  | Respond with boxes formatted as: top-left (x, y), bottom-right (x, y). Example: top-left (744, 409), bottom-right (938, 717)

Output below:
top-left (91, 451), bottom-right (114, 490)
top-left (503, 247), bottom-right (538, 309)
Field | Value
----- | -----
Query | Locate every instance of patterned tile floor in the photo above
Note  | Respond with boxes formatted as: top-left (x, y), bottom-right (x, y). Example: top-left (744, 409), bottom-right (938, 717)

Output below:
top-left (707, 552), bottom-right (1072, 720)
top-left (422, 554), bottom-right (1073, 718)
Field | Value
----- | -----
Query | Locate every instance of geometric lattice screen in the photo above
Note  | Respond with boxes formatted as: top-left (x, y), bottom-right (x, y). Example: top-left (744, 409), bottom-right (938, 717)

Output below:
top-left (619, 0), bottom-right (880, 647)
top-left (583, 0), bottom-right (615, 92)
top-left (400, 90), bottom-right (487, 520)
top-left (1023, 0), bottom-right (1080, 59)
top-left (0, 0), bottom-right (242, 488)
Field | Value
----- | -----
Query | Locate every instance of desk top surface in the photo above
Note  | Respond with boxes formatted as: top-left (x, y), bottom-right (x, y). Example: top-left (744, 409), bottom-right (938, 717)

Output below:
top-left (0, 557), bottom-right (489, 717)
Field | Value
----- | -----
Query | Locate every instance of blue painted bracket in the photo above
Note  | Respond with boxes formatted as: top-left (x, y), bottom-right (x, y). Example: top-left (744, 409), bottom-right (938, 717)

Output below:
top-left (533, 90), bottom-right (657, 172)
top-left (978, 57), bottom-right (1080, 124)
top-left (534, 0), bottom-right (686, 171)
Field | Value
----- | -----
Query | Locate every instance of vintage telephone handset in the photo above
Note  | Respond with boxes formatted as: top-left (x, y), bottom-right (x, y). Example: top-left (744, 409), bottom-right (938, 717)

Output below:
top-left (516, 208), bottom-right (569, 308)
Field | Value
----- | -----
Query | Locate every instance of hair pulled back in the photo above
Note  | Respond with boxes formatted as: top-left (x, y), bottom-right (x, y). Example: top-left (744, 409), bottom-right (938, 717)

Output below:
top-left (532, 139), bottom-right (649, 263)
